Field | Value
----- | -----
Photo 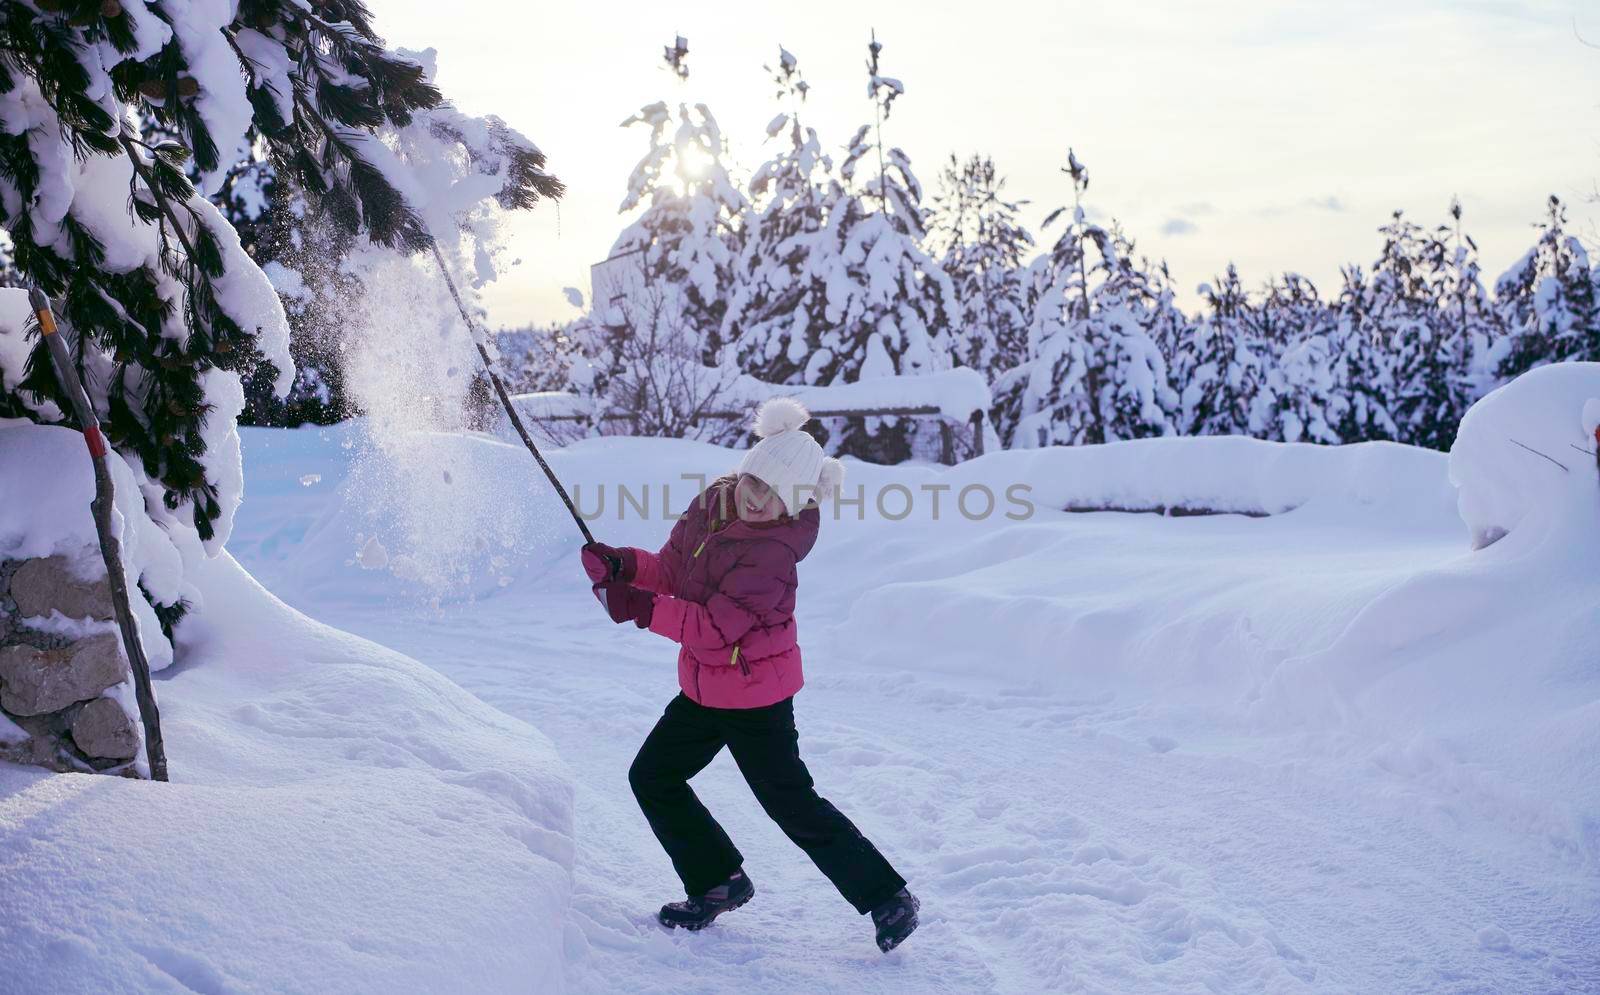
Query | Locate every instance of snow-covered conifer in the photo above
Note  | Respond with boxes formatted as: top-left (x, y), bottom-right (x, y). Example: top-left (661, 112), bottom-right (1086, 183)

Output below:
top-left (930, 154), bottom-right (1034, 381)
top-left (1364, 210), bottom-right (1469, 449)
top-left (721, 47), bottom-right (833, 385)
top-left (0, 4), bottom-right (560, 549)
top-left (735, 34), bottom-right (955, 461)
top-left (1492, 195), bottom-right (1599, 381)
top-left (1179, 265), bottom-right (1269, 436)
top-left (1257, 274), bottom-right (1346, 443)
top-left (609, 36), bottom-right (748, 365)
top-left (996, 152), bottom-right (1174, 447)
top-left (1330, 265), bottom-right (1398, 442)
top-left (1437, 198), bottom-right (1501, 403)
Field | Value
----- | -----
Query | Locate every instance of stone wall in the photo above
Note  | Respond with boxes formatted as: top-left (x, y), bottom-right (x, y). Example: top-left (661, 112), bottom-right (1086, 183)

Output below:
top-left (0, 554), bottom-right (142, 775)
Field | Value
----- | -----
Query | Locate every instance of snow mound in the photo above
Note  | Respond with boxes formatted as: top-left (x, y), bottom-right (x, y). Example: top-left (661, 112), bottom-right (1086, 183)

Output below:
top-left (0, 552), bottom-right (573, 992)
top-left (0, 423), bottom-right (193, 673)
top-left (1449, 361), bottom-right (1600, 549)
top-left (958, 434), bottom-right (1453, 523)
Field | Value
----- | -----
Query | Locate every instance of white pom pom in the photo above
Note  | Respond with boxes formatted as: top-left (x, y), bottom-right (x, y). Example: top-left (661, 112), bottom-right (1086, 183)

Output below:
top-left (815, 457), bottom-right (845, 500)
top-left (754, 396), bottom-right (811, 438)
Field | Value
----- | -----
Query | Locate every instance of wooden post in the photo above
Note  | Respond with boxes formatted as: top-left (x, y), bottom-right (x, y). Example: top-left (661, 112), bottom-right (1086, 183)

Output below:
top-left (939, 419), bottom-right (955, 465)
top-left (29, 289), bottom-right (168, 781)
top-left (969, 409), bottom-right (985, 459)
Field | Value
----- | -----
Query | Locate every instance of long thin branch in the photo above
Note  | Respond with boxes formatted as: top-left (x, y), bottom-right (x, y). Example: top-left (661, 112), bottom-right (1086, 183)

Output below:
top-left (118, 132), bottom-right (202, 265)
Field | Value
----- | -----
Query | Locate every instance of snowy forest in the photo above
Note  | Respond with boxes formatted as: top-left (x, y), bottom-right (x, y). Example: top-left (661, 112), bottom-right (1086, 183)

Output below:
top-left (504, 39), bottom-right (1595, 458)
top-left (1, 5), bottom-right (1598, 994)
top-left (4, 30), bottom-right (1591, 460)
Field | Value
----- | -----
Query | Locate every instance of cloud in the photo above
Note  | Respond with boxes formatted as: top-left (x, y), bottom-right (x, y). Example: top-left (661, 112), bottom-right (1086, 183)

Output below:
top-left (1176, 201), bottom-right (1215, 216)
top-left (1161, 217), bottom-right (1199, 236)
top-left (1254, 194), bottom-right (1347, 218)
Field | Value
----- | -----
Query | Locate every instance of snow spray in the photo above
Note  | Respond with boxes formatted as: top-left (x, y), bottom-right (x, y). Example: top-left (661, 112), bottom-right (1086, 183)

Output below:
top-left (427, 242), bottom-right (594, 545)
top-left (334, 248), bottom-right (548, 600)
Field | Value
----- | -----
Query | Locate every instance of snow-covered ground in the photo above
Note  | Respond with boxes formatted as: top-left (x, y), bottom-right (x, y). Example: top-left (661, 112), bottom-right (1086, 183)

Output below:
top-left (0, 433), bottom-right (573, 993)
top-left (197, 412), bottom-right (1598, 993)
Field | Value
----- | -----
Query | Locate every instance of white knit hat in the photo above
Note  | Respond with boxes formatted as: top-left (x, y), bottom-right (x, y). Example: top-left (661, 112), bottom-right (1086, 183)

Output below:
top-left (736, 398), bottom-right (846, 516)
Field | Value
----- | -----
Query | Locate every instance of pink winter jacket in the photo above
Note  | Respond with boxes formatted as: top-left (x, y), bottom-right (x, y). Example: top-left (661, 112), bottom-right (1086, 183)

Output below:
top-left (626, 475), bottom-right (819, 709)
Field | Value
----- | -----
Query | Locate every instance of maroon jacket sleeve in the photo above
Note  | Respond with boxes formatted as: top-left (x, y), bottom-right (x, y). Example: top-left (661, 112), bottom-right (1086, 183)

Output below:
top-left (628, 512), bottom-right (689, 597)
top-left (648, 540), bottom-right (794, 651)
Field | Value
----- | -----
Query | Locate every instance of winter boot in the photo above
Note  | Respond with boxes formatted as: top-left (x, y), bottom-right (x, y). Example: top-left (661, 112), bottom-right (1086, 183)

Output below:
top-left (871, 888), bottom-right (920, 952)
top-left (657, 870), bottom-right (755, 931)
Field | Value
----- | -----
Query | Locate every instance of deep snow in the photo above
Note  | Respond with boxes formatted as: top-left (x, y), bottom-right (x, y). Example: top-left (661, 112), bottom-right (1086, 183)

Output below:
top-left (197, 416), bottom-right (1597, 993)
top-left (0, 426), bottom-right (573, 992)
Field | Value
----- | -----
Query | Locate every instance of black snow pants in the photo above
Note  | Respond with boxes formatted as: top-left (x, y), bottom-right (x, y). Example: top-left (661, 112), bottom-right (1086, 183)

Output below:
top-left (628, 692), bottom-right (907, 915)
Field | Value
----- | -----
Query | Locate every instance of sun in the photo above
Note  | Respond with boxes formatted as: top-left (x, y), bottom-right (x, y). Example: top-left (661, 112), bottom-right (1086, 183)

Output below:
top-left (676, 141), bottom-right (712, 187)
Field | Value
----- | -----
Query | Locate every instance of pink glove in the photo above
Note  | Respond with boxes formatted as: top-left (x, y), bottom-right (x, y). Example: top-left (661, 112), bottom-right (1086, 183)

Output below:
top-left (581, 542), bottom-right (636, 584)
top-left (593, 581), bottom-right (655, 628)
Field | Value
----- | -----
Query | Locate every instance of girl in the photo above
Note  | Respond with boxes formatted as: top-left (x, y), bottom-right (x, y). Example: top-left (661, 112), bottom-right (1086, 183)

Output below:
top-left (581, 398), bottom-right (919, 953)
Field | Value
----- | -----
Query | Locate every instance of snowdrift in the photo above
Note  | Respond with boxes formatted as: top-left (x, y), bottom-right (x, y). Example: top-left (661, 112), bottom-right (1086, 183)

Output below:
top-left (0, 423), bottom-right (190, 675)
top-left (951, 433), bottom-right (1454, 521)
top-left (1262, 362), bottom-right (1600, 853)
top-left (1450, 360), bottom-right (1600, 549)
top-left (1, 429), bottom-right (574, 993)
top-left (221, 411), bottom-right (1598, 991)
top-left (217, 395), bottom-right (1599, 967)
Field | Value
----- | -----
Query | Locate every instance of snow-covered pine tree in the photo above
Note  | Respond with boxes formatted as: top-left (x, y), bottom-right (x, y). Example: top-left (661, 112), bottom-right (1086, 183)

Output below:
top-left (1142, 258), bottom-right (1193, 370)
top-left (1132, 253), bottom-right (1194, 434)
top-left (608, 35), bottom-right (748, 366)
top-left (1436, 198), bottom-right (1501, 404)
top-left (238, 200), bottom-right (358, 427)
top-left (994, 151), bottom-right (1174, 447)
top-left (1257, 273), bottom-right (1346, 444)
top-left (929, 154), bottom-right (1034, 381)
top-left (1179, 264), bottom-right (1269, 436)
top-left (139, 108), bottom-right (344, 426)
top-left (1363, 210), bottom-right (1470, 450)
top-left (798, 33), bottom-right (956, 461)
top-left (0, 5), bottom-right (295, 546)
top-left (720, 46), bottom-right (833, 386)
top-left (1097, 225), bottom-right (1180, 441)
top-left (1331, 265), bottom-right (1399, 443)
top-left (1492, 195), bottom-right (1600, 381)
top-left (198, 135), bottom-right (351, 428)
top-left (0, 3), bottom-right (561, 548)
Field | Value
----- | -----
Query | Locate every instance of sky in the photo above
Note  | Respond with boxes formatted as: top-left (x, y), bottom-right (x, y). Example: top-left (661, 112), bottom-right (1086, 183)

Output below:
top-left (368, 0), bottom-right (1600, 327)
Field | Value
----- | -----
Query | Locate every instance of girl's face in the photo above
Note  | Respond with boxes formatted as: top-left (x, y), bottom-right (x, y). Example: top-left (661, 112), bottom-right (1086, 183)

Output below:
top-left (734, 473), bottom-right (785, 523)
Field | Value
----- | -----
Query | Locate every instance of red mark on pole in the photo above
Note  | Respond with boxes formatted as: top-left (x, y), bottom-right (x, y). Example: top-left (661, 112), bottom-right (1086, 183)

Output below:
top-left (83, 424), bottom-right (107, 459)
